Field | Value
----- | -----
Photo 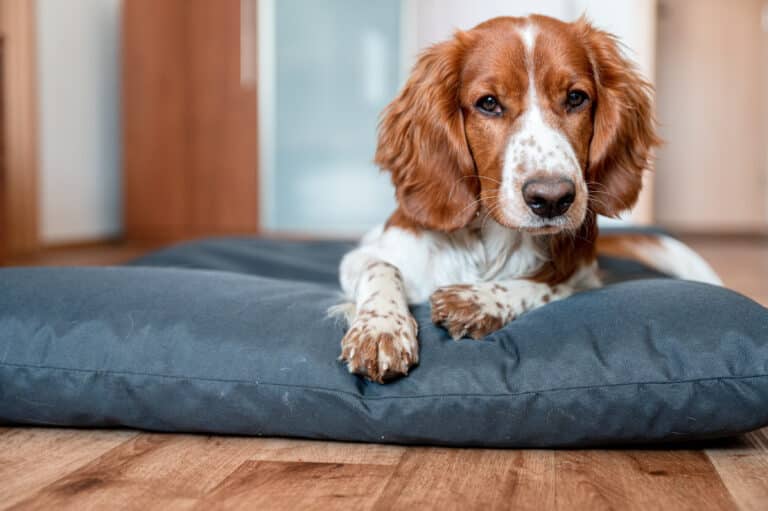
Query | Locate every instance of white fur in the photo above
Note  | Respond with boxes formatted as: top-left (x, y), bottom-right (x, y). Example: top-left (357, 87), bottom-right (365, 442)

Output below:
top-left (519, 24), bottom-right (536, 50)
top-left (643, 235), bottom-right (723, 286)
top-left (341, 217), bottom-right (556, 305)
top-left (339, 217), bottom-right (601, 351)
top-left (339, 260), bottom-right (418, 379)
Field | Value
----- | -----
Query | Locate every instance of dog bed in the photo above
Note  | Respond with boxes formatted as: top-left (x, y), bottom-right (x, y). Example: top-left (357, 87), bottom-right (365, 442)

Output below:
top-left (1, 236), bottom-right (767, 447)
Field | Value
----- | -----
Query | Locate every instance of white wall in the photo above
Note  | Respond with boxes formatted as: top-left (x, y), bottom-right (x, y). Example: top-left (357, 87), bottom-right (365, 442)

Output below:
top-left (37, 0), bottom-right (121, 243)
top-left (572, 0), bottom-right (657, 81)
top-left (404, 0), bottom-right (656, 73)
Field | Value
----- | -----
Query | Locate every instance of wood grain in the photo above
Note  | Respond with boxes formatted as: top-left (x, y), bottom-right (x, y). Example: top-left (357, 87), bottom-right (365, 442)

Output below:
top-left (241, 437), bottom-right (404, 466)
top-left (9, 434), bottom-right (263, 510)
top-left (0, 428), bottom-right (136, 509)
top-left (196, 460), bottom-right (392, 511)
top-left (7, 434), bottom-right (406, 511)
top-left (707, 430), bottom-right (768, 511)
top-left (554, 450), bottom-right (737, 510)
top-left (375, 448), bottom-right (555, 510)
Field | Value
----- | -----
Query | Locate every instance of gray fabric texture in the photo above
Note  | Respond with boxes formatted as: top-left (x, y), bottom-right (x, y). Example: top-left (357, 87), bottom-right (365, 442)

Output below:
top-left (1, 236), bottom-right (767, 447)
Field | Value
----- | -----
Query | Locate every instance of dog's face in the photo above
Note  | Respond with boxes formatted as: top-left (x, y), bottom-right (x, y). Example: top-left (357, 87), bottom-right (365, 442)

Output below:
top-left (461, 18), bottom-right (595, 234)
top-left (376, 15), bottom-right (659, 233)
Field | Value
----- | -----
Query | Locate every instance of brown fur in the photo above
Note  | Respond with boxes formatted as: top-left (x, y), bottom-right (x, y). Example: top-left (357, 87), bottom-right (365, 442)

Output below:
top-left (384, 208), bottom-right (422, 233)
top-left (531, 210), bottom-right (598, 285)
top-left (375, 35), bottom-right (479, 232)
top-left (431, 286), bottom-right (505, 340)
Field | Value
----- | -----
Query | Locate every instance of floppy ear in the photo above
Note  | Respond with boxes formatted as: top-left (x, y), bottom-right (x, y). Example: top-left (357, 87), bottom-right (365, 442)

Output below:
top-left (375, 35), bottom-right (479, 231)
top-left (579, 20), bottom-right (661, 217)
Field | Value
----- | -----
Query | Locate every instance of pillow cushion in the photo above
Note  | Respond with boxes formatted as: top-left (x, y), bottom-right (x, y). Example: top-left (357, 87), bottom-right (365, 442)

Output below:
top-left (1, 237), bottom-right (767, 447)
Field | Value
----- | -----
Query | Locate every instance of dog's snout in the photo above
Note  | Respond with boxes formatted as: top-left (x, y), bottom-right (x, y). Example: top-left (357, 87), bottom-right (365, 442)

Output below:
top-left (522, 178), bottom-right (576, 219)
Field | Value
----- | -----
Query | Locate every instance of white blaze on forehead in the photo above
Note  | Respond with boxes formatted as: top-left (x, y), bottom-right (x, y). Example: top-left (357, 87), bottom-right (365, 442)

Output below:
top-left (498, 22), bottom-right (584, 224)
top-left (519, 24), bottom-right (537, 52)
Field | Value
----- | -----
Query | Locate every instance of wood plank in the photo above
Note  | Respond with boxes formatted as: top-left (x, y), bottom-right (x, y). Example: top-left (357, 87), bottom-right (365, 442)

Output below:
top-left (195, 460), bottom-right (393, 511)
top-left (707, 428), bottom-right (768, 511)
top-left (8, 435), bottom-right (402, 510)
top-left (554, 450), bottom-right (738, 510)
top-left (244, 438), bottom-right (404, 466)
top-left (8, 434), bottom-right (265, 510)
top-left (0, 428), bottom-right (137, 509)
top-left (374, 447), bottom-right (555, 510)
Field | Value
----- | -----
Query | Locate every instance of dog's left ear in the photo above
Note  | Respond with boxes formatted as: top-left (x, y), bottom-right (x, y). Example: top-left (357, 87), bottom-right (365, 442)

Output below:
top-left (577, 18), bottom-right (661, 217)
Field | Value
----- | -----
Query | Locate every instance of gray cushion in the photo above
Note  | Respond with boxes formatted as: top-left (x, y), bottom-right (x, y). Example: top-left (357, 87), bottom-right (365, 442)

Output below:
top-left (1, 237), bottom-right (767, 447)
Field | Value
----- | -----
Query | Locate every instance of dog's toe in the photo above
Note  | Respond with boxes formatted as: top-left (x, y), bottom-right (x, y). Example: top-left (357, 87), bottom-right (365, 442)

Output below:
top-left (430, 285), bottom-right (508, 340)
top-left (340, 313), bottom-right (418, 383)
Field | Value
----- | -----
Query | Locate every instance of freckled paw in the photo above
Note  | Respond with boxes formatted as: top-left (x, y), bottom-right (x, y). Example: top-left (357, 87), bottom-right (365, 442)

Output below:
top-left (429, 286), bottom-right (506, 340)
top-left (339, 316), bottom-right (418, 383)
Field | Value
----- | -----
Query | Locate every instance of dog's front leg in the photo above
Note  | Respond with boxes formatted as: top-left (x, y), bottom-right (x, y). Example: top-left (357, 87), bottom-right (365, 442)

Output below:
top-left (430, 279), bottom-right (574, 340)
top-left (339, 258), bottom-right (418, 383)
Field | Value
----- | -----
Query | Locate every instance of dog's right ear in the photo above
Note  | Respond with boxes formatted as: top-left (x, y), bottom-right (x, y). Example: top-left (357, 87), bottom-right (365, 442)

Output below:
top-left (375, 35), bottom-right (479, 232)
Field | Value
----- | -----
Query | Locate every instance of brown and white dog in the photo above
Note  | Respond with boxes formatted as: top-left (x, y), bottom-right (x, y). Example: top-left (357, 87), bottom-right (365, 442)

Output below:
top-left (334, 15), bottom-right (721, 383)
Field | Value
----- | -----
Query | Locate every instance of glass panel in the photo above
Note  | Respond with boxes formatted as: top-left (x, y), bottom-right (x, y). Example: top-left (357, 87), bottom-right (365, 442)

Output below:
top-left (265, 0), bottom-right (401, 234)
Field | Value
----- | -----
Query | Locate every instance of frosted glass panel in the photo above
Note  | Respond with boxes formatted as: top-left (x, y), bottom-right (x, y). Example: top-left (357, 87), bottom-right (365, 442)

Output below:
top-left (268, 0), bottom-right (401, 234)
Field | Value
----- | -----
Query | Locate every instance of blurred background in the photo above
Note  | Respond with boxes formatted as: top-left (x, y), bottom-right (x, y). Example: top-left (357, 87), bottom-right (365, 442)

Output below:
top-left (0, 0), bottom-right (766, 264)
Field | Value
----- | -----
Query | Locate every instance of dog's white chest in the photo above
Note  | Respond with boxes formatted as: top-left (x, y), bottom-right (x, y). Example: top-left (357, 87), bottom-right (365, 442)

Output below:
top-left (350, 219), bottom-right (547, 303)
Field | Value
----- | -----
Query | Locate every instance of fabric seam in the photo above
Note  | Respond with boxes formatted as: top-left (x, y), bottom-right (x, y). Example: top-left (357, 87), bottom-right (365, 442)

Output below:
top-left (1, 361), bottom-right (766, 401)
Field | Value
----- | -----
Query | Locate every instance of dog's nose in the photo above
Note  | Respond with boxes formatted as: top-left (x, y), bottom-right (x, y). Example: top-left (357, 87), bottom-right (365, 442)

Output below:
top-left (522, 178), bottom-right (576, 219)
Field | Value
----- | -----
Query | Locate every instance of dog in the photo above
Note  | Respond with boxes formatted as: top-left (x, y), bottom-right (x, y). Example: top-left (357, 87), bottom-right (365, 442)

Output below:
top-left (334, 15), bottom-right (721, 383)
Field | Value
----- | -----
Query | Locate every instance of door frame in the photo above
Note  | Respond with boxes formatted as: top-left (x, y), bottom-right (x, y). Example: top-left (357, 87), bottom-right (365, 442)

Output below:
top-left (0, 0), bottom-right (39, 261)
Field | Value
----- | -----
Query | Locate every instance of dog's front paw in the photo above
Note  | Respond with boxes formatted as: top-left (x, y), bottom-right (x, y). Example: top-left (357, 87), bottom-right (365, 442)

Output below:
top-left (430, 285), bottom-right (510, 340)
top-left (340, 311), bottom-right (418, 383)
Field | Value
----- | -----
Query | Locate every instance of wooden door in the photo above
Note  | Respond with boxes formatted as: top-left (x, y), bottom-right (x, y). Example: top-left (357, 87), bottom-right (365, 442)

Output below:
top-left (0, 35), bottom-right (6, 263)
top-left (0, 0), bottom-right (39, 259)
top-left (123, 0), bottom-right (259, 241)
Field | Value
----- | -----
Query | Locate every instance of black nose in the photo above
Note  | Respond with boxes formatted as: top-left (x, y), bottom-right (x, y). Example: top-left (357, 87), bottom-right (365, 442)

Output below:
top-left (522, 178), bottom-right (576, 219)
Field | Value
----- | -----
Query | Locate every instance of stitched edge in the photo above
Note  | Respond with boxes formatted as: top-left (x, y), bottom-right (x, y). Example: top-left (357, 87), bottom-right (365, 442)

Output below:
top-left (2, 361), bottom-right (767, 402)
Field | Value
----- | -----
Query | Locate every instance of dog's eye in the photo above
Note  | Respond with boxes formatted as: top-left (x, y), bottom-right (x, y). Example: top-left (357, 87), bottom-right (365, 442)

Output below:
top-left (566, 90), bottom-right (589, 111)
top-left (476, 95), bottom-right (502, 116)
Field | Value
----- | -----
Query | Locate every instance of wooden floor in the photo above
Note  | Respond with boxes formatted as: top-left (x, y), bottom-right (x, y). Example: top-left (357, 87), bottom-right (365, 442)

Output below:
top-left (2, 237), bottom-right (767, 510)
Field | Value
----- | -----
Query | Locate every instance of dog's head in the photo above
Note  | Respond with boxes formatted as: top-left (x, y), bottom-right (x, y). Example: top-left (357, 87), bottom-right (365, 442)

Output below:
top-left (376, 15), bottom-right (660, 233)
